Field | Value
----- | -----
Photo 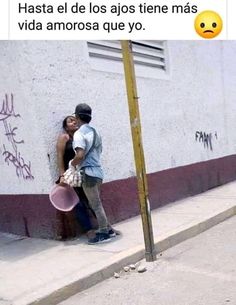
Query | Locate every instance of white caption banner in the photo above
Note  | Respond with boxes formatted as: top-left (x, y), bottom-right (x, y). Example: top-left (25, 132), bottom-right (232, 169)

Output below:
top-left (228, 0), bottom-right (236, 39)
top-left (0, 0), bottom-right (234, 40)
top-left (0, 0), bottom-right (9, 39)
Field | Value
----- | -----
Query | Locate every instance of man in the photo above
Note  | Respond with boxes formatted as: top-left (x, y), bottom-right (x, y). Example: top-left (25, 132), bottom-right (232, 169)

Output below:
top-left (70, 103), bottom-right (114, 244)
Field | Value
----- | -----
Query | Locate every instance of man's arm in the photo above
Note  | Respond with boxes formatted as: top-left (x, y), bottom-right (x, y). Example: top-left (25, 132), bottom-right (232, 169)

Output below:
top-left (70, 147), bottom-right (85, 167)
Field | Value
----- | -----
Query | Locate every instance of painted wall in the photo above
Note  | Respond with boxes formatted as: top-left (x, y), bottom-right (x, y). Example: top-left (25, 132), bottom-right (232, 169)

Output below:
top-left (1, 41), bottom-right (236, 193)
top-left (139, 41), bottom-right (236, 174)
top-left (1, 41), bottom-right (236, 237)
top-left (0, 42), bottom-right (52, 194)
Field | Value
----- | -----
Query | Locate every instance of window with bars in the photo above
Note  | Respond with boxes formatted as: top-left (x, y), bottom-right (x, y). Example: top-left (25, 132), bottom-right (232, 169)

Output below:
top-left (86, 40), bottom-right (169, 79)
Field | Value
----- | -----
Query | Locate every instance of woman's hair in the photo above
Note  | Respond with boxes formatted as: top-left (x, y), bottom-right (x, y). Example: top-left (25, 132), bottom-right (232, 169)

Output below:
top-left (62, 116), bottom-right (75, 130)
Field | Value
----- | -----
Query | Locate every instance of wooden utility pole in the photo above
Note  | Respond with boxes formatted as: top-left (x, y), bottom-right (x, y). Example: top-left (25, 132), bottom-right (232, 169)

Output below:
top-left (121, 40), bottom-right (156, 262)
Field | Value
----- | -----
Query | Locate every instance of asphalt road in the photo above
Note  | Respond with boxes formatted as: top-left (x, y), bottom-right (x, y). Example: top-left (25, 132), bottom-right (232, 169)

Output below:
top-left (59, 216), bottom-right (236, 305)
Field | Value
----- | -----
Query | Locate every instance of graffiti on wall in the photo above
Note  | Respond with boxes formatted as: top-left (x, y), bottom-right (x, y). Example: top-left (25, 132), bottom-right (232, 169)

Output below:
top-left (0, 94), bottom-right (34, 180)
top-left (195, 131), bottom-right (218, 151)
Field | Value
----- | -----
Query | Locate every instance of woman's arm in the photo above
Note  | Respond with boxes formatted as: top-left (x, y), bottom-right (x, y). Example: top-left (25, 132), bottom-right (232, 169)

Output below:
top-left (56, 133), bottom-right (69, 176)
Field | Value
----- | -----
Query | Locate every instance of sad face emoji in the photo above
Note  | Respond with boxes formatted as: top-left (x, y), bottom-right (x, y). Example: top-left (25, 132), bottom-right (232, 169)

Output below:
top-left (195, 11), bottom-right (223, 39)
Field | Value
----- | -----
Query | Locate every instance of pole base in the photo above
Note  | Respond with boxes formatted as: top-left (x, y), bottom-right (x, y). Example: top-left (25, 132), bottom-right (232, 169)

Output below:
top-left (145, 250), bottom-right (157, 262)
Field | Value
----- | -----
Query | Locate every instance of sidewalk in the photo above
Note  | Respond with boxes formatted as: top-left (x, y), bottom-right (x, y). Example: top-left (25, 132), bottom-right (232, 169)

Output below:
top-left (1, 182), bottom-right (236, 305)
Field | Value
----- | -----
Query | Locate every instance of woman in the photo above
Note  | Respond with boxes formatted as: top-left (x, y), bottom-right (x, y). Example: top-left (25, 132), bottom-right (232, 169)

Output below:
top-left (56, 115), bottom-right (94, 240)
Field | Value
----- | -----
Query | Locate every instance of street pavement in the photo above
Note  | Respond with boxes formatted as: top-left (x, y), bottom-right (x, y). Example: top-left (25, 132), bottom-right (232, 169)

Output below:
top-left (0, 181), bottom-right (236, 305)
top-left (59, 215), bottom-right (236, 305)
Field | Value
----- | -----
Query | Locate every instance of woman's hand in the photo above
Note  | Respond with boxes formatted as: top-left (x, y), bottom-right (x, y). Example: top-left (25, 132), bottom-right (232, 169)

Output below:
top-left (59, 175), bottom-right (66, 183)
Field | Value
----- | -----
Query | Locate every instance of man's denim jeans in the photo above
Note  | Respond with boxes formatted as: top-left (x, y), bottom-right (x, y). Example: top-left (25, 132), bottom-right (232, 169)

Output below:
top-left (82, 176), bottom-right (109, 234)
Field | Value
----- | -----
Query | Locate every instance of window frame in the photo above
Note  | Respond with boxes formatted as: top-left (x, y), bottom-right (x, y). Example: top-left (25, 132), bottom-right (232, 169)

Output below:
top-left (86, 40), bottom-right (170, 80)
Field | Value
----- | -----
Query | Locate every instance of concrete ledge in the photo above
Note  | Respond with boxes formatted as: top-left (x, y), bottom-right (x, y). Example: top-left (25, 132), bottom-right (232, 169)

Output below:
top-left (29, 206), bottom-right (236, 305)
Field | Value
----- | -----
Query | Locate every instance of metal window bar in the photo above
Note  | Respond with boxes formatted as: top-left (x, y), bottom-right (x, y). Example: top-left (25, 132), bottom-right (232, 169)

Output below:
top-left (87, 40), bottom-right (166, 70)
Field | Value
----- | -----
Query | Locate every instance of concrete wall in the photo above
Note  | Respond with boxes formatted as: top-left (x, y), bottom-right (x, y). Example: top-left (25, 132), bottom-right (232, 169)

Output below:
top-left (1, 40), bottom-right (236, 238)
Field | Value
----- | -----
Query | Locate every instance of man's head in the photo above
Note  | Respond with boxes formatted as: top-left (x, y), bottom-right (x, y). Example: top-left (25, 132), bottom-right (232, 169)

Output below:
top-left (74, 103), bottom-right (92, 124)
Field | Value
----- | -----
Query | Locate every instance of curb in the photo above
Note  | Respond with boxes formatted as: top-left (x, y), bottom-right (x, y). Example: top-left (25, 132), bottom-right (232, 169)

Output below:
top-left (29, 206), bottom-right (236, 305)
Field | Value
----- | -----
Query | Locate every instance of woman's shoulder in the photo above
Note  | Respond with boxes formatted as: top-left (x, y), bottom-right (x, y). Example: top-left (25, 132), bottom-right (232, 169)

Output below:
top-left (57, 133), bottom-right (70, 143)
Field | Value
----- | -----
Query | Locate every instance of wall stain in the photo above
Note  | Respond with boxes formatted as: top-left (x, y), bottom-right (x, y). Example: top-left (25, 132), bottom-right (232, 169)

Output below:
top-left (23, 216), bottom-right (30, 237)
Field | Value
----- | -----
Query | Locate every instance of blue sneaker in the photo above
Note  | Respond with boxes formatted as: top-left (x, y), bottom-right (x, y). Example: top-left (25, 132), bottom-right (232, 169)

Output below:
top-left (88, 232), bottom-right (111, 245)
top-left (109, 229), bottom-right (121, 238)
top-left (108, 229), bottom-right (116, 237)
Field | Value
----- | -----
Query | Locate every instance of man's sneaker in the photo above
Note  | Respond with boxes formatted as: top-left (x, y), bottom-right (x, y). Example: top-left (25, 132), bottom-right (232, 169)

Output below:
top-left (88, 232), bottom-right (111, 245)
top-left (109, 228), bottom-right (121, 238)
